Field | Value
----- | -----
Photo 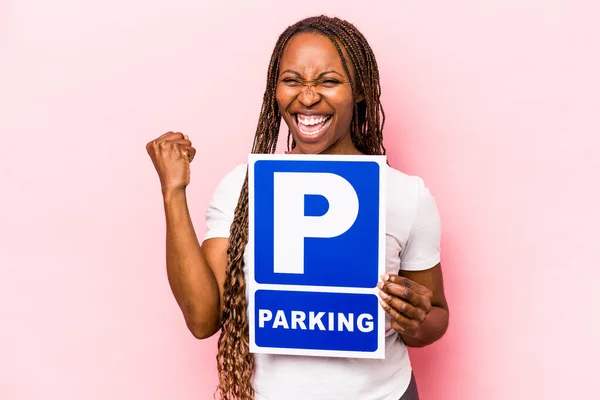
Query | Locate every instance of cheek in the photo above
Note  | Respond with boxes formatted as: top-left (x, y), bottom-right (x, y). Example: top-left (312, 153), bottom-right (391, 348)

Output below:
top-left (332, 93), bottom-right (356, 123)
top-left (275, 86), bottom-right (293, 113)
top-left (326, 86), bottom-right (354, 109)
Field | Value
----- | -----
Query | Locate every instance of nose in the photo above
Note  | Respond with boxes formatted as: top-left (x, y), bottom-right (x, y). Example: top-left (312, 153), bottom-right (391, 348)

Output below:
top-left (298, 85), bottom-right (321, 107)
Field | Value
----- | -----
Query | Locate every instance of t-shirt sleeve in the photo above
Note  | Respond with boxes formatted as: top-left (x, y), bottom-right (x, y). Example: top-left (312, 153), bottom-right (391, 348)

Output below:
top-left (399, 178), bottom-right (442, 271)
top-left (203, 164), bottom-right (247, 242)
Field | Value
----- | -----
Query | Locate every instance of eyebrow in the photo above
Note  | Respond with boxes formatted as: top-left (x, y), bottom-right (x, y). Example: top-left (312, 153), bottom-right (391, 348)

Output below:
top-left (280, 69), bottom-right (344, 79)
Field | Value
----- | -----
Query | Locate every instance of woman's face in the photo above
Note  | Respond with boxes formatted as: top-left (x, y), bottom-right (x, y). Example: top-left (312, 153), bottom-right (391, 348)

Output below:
top-left (276, 32), bottom-right (363, 155)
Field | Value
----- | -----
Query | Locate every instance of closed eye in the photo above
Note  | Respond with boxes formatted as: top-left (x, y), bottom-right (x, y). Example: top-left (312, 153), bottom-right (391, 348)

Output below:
top-left (320, 79), bottom-right (341, 87)
top-left (279, 77), bottom-right (341, 87)
top-left (281, 78), bottom-right (302, 86)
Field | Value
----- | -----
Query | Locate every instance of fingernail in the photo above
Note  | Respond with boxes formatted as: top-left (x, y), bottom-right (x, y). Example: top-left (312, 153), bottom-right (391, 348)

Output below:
top-left (379, 291), bottom-right (388, 299)
top-left (383, 274), bottom-right (390, 281)
top-left (377, 281), bottom-right (384, 289)
top-left (184, 135), bottom-right (189, 140)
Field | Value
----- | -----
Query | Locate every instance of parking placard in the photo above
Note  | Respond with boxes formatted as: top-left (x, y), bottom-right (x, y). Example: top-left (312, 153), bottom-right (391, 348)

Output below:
top-left (248, 154), bottom-right (386, 359)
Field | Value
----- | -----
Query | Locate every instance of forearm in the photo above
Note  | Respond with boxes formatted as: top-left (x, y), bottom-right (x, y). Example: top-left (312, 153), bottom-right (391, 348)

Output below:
top-left (401, 305), bottom-right (448, 348)
top-left (163, 189), bottom-right (221, 338)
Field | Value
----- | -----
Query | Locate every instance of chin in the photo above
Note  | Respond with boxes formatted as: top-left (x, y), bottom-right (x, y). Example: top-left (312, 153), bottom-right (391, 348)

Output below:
top-left (290, 140), bottom-right (332, 155)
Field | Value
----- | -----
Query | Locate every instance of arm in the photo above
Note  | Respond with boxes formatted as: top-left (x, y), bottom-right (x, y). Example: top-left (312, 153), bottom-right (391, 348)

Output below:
top-left (378, 178), bottom-right (448, 347)
top-left (163, 189), bottom-right (228, 339)
top-left (378, 264), bottom-right (449, 348)
top-left (146, 131), bottom-right (228, 340)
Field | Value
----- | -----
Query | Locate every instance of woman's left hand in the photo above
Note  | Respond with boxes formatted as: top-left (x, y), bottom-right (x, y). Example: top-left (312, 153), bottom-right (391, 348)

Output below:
top-left (377, 274), bottom-right (434, 338)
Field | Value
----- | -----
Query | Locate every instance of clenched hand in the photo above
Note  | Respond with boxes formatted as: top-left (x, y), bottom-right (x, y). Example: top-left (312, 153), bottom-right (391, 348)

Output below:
top-left (146, 131), bottom-right (197, 195)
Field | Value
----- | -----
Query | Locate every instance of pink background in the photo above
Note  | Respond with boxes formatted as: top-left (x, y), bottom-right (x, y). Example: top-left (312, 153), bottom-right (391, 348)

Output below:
top-left (1, 1), bottom-right (599, 399)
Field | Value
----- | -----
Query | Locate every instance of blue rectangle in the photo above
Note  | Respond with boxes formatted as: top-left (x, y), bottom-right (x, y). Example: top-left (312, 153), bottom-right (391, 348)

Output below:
top-left (253, 160), bottom-right (380, 288)
top-left (254, 290), bottom-right (379, 352)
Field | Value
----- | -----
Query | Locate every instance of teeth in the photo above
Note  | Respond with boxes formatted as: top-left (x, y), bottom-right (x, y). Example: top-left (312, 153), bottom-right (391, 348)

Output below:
top-left (299, 122), bottom-right (328, 136)
top-left (297, 114), bottom-right (329, 126)
top-left (297, 116), bottom-right (331, 136)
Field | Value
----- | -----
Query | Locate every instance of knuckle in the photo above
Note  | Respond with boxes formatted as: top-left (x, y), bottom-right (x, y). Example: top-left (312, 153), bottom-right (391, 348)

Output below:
top-left (410, 320), bottom-right (419, 331)
top-left (410, 309), bottom-right (420, 320)
top-left (393, 323), bottom-right (405, 333)
top-left (397, 301), bottom-right (407, 312)
top-left (422, 294), bottom-right (432, 306)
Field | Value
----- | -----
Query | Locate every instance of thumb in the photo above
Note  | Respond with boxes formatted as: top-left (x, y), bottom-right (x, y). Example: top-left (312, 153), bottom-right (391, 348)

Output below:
top-left (186, 146), bottom-right (197, 163)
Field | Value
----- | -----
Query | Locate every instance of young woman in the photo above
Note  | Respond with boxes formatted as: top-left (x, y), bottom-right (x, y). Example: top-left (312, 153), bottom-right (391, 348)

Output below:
top-left (146, 15), bottom-right (449, 400)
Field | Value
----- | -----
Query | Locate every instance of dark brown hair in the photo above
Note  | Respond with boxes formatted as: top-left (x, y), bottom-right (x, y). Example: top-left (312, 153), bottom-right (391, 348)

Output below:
top-left (216, 15), bottom-right (386, 399)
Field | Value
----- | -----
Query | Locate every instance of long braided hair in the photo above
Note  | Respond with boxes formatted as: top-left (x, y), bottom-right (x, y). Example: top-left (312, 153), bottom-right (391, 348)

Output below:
top-left (216, 15), bottom-right (386, 399)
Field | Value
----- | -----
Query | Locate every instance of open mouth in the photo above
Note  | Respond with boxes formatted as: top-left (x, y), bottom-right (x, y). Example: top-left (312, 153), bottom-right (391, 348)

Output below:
top-left (293, 113), bottom-right (333, 141)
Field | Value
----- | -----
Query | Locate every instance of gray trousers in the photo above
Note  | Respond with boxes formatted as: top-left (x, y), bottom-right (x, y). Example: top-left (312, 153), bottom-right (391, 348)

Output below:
top-left (398, 373), bottom-right (419, 400)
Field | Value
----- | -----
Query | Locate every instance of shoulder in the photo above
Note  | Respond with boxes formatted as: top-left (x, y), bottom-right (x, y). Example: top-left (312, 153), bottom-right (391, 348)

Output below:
top-left (385, 166), bottom-right (442, 264)
top-left (211, 163), bottom-right (248, 198)
top-left (219, 163), bottom-right (248, 187)
top-left (207, 163), bottom-right (247, 210)
top-left (385, 165), bottom-right (430, 203)
top-left (385, 165), bottom-right (439, 231)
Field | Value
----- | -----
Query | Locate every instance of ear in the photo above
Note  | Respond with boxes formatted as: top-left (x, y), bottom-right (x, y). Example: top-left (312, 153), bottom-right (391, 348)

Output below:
top-left (355, 86), bottom-right (365, 103)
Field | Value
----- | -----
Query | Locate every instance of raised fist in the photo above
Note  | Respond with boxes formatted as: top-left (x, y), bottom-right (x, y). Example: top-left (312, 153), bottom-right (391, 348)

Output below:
top-left (146, 131), bottom-right (197, 194)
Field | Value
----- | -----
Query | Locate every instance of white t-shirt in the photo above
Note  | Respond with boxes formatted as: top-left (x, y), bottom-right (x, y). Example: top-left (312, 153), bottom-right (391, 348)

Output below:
top-left (204, 163), bottom-right (441, 400)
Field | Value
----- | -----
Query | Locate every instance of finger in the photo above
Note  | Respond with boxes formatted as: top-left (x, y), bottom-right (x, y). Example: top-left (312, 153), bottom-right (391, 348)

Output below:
top-left (158, 139), bottom-right (190, 150)
top-left (384, 274), bottom-right (430, 296)
top-left (179, 145), bottom-right (196, 162)
top-left (187, 146), bottom-right (196, 162)
top-left (159, 131), bottom-right (185, 141)
top-left (378, 280), bottom-right (429, 309)
top-left (184, 146), bottom-right (196, 162)
top-left (169, 139), bottom-right (192, 147)
top-left (148, 133), bottom-right (175, 152)
top-left (378, 290), bottom-right (427, 322)
top-left (379, 299), bottom-right (419, 335)
top-left (391, 318), bottom-right (419, 337)
top-left (158, 131), bottom-right (174, 139)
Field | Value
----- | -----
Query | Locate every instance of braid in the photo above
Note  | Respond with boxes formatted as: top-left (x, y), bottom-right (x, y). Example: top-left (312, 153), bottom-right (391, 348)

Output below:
top-left (216, 15), bottom-right (386, 399)
top-left (216, 178), bottom-right (253, 398)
